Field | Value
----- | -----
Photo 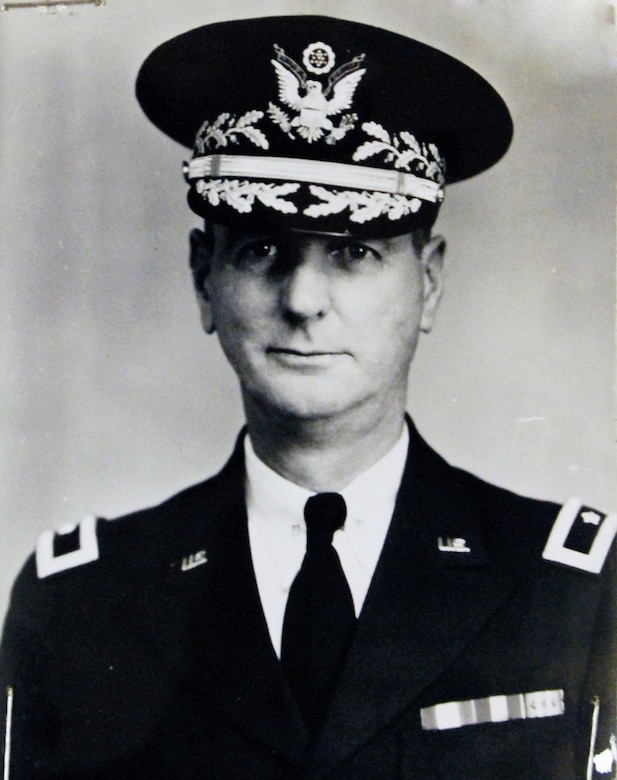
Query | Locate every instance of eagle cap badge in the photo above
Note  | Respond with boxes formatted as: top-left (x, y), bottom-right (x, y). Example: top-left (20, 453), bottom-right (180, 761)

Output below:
top-left (269, 41), bottom-right (366, 143)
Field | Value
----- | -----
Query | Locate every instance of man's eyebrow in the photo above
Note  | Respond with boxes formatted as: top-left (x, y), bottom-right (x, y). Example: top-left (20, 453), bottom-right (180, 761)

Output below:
top-left (329, 236), bottom-right (396, 253)
top-left (224, 234), bottom-right (281, 252)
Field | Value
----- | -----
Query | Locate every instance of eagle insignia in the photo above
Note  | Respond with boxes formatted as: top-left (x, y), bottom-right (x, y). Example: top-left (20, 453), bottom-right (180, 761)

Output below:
top-left (269, 42), bottom-right (366, 143)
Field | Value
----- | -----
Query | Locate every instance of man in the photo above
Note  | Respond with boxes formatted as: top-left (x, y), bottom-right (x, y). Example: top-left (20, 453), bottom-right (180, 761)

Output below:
top-left (1, 14), bottom-right (615, 779)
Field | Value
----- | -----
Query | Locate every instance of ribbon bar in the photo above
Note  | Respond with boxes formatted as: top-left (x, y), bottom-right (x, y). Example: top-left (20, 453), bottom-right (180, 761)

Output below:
top-left (420, 689), bottom-right (565, 731)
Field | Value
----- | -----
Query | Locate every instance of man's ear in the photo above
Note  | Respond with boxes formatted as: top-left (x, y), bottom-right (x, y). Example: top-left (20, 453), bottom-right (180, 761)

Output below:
top-left (189, 227), bottom-right (216, 335)
top-left (419, 234), bottom-right (445, 334)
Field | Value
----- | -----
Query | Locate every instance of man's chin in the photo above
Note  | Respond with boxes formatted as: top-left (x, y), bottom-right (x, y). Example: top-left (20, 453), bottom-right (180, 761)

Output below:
top-left (246, 387), bottom-right (360, 425)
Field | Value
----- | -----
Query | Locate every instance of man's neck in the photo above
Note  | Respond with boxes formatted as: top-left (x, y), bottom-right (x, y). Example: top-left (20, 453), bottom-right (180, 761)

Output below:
top-left (244, 401), bottom-right (407, 493)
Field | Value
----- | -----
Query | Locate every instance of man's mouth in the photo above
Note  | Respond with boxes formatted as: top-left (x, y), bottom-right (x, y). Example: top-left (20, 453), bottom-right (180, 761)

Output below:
top-left (268, 348), bottom-right (334, 357)
top-left (267, 347), bottom-right (346, 368)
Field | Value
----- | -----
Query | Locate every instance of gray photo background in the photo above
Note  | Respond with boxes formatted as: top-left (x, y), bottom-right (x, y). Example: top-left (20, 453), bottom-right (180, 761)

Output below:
top-left (1, 0), bottom-right (616, 622)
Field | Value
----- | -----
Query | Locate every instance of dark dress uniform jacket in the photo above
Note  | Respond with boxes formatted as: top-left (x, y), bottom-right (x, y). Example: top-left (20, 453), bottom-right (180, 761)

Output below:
top-left (1, 420), bottom-right (615, 779)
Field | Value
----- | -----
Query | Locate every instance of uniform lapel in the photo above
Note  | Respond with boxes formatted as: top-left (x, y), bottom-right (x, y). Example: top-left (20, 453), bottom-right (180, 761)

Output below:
top-left (162, 437), bottom-right (309, 764)
top-left (310, 421), bottom-right (521, 775)
top-left (197, 494), bottom-right (309, 762)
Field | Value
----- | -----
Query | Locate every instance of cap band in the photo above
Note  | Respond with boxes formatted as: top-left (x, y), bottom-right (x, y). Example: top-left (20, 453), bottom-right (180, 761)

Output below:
top-left (184, 154), bottom-right (444, 201)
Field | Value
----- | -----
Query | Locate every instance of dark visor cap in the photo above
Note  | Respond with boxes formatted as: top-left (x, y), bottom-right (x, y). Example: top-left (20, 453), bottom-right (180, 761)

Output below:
top-left (136, 15), bottom-right (512, 237)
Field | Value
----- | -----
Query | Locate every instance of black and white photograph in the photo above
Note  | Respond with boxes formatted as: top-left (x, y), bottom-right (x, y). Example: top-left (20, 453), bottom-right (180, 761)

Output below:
top-left (1, 1), bottom-right (615, 776)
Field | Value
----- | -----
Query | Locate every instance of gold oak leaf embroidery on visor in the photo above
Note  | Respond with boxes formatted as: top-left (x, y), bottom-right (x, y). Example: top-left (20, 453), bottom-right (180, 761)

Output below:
top-left (305, 187), bottom-right (423, 223)
top-left (195, 179), bottom-right (300, 215)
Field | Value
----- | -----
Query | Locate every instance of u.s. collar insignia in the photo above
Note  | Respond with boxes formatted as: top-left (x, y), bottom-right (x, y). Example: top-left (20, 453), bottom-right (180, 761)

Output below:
top-left (438, 537), bottom-right (471, 554)
top-left (269, 42), bottom-right (366, 143)
top-left (436, 531), bottom-right (488, 567)
top-left (181, 549), bottom-right (208, 572)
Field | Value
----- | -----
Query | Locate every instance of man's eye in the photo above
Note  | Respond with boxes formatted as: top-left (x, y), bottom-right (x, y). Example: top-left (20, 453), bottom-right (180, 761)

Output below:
top-left (331, 241), bottom-right (381, 264)
top-left (346, 244), bottom-right (370, 261)
top-left (243, 242), bottom-right (278, 260)
top-left (234, 241), bottom-right (280, 269)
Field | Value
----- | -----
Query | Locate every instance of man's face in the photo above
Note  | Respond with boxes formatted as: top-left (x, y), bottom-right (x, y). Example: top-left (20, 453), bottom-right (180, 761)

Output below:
top-left (192, 225), bottom-right (443, 425)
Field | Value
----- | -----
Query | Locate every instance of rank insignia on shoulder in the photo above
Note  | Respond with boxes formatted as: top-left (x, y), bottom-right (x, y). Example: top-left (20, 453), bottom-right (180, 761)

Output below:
top-left (35, 515), bottom-right (99, 579)
top-left (542, 498), bottom-right (617, 574)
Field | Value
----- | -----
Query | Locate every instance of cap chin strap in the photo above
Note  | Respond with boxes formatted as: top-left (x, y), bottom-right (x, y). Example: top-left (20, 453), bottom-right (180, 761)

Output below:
top-left (185, 154), bottom-right (444, 203)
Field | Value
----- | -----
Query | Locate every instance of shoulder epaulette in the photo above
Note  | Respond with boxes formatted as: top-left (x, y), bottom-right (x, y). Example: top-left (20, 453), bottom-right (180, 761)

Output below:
top-left (542, 498), bottom-right (617, 574)
top-left (35, 515), bottom-right (100, 579)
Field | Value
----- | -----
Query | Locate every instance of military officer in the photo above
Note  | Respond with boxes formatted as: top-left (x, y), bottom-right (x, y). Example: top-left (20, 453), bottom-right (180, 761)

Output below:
top-left (1, 15), bottom-right (616, 779)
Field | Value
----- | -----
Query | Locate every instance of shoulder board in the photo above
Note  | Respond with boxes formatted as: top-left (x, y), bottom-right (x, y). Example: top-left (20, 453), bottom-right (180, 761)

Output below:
top-left (542, 498), bottom-right (617, 574)
top-left (35, 515), bottom-right (100, 579)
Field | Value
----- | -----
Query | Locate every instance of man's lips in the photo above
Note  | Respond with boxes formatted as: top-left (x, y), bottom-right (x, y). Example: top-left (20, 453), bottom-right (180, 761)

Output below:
top-left (267, 347), bottom-right (348, 368)
top-left (268, 348), bottom-right (339, 357)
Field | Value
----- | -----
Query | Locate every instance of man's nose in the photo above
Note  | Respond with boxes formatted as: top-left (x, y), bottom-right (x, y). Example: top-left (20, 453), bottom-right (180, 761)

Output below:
top-left (280, 246), bottom-right (332, 322)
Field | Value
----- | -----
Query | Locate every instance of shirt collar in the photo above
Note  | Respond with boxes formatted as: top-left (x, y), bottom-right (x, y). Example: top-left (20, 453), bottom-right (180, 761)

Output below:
top-left (342, 426), bottom-right (409, 531)
top-left (244, 424), bottom-right (409, 564)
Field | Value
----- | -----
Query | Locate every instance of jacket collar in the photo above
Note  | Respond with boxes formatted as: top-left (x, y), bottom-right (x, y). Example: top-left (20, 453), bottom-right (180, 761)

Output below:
top-left (167, 420), bottom-right (525, 771)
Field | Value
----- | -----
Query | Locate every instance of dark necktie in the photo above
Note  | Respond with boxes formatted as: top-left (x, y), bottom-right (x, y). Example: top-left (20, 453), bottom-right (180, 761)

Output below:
top-left (281, 493), bottom-right (356, 737)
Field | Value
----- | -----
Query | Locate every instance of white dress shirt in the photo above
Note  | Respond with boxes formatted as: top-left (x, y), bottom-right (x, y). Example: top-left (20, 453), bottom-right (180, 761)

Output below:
top-left (245, 426), bottom-right (409, 657)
